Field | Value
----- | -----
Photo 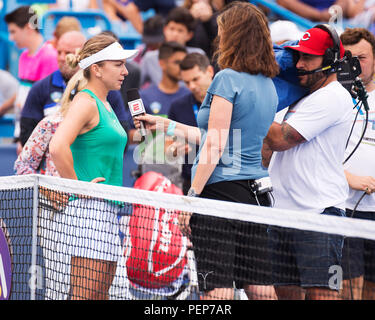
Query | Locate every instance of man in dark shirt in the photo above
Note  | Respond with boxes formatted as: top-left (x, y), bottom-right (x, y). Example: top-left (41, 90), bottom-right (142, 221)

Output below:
top-left (134, 0), bottom-right (176, 17)
top-left (20, 30), bottom-right (131, 146)
top-left (168, 52), bottom-right (214, 194)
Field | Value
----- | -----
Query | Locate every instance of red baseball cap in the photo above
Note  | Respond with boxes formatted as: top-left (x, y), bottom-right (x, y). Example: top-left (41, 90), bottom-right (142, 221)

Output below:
top-left (285, 27), bottom-right (345, 58)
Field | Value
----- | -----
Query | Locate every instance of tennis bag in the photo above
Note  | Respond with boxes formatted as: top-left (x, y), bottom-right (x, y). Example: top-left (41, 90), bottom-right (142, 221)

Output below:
top-left (126, 171), bottom-right (188, 289)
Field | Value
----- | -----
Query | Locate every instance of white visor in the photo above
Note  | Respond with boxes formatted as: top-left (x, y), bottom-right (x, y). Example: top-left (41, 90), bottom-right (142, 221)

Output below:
top-left (78, 42), bottom-right (138, 70)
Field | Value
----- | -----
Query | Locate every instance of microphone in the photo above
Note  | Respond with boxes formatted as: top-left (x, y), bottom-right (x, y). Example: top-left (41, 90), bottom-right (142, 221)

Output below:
top-left (297, 58), bottom-right (343, 76)
top-left (297, 65), bottom-right (333, 76)
top-left (127, 88), bottom-right (147, 140)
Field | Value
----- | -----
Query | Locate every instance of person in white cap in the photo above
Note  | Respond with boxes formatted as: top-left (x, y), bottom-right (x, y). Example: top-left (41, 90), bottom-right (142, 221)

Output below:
top-left (270, 20), bottom-right (303, 45)
top-left (49, 33), bottom-right (138, 300)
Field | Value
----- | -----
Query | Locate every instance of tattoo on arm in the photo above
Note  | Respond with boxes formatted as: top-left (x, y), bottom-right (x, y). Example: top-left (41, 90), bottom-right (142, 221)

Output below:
top-left (262, 141), bottom-right (273, 168)
top-left (280, 122), bottom-right (306, 147)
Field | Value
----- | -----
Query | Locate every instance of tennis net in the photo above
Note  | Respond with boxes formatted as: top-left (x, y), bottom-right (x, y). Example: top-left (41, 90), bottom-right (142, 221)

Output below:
top-left (0, 174), bottom-right (375, 300)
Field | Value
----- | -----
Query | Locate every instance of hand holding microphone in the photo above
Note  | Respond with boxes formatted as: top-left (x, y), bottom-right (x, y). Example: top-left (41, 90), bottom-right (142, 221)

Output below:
top-left (128, 88), bottom-right (167, 135)
top-left (127, 88), bottom-right (148, 140)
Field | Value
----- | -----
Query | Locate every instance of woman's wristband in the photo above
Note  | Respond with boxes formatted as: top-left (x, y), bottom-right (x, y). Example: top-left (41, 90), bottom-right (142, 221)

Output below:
top-left (187, 187), bottom-right (200, 197)
top-left (166, 120), bottom-right (177, 136)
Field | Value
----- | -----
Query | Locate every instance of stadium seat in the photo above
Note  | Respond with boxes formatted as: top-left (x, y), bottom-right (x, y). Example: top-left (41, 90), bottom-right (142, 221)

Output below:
top-left (41, 9), bottom-right (113, 41)
top-left (0, 114), bottom-right (15, 139)
top-left (0, 143), bottom-right (17, 177)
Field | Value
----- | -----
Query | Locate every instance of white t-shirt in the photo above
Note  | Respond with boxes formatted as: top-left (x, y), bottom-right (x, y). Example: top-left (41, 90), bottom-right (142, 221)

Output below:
top-left (269, 81), bottom-right (353, 214)
top-left (55, 0), bottom-right (90, 10)
top-left (344, 90), bottom-right (375, 211)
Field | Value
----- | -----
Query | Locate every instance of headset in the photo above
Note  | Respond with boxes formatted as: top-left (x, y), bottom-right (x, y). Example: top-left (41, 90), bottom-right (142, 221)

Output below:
top-left (297, 24), bottom-right (342, 76)
top-left (317, 24), bottom-right (342, 72)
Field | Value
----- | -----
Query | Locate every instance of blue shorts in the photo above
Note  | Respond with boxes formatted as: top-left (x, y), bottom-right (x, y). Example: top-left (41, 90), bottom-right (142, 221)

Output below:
top-left (268, 206), bottom-right (346, 289)
top-left (342, 209), bottom-right (375, 282)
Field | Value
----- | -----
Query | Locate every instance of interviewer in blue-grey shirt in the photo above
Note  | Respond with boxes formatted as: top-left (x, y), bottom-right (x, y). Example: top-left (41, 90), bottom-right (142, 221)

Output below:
top-left (133, 2), bottom-right (279, 300)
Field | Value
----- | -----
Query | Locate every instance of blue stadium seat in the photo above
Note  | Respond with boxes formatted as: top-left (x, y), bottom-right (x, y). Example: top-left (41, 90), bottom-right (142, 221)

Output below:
top-left (0, 115), bottom-right (15, 138)
top-left (41, 8), bottom-right (149, 49)
top-left (41, 9), bottom-right (113, 41)
top-left (0, 144), bottom-right (17, 177)
top-left (123, 144), bottom-right (138, 188)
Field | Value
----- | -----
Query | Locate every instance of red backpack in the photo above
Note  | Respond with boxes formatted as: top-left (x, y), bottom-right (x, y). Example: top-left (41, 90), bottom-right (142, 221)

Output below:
top-left (125, 172), bottom-right (188, 289)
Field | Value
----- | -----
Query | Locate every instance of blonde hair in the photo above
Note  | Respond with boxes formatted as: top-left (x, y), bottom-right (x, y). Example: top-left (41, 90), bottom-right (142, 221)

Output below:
top-left (54, 16), bottom-right (81, 40)
top-left (66, 33), bottom-right (117, 79)
top-left (60, 34), bottom-right (117, 115)
top-left (59, 69), bottom-right (88, 117)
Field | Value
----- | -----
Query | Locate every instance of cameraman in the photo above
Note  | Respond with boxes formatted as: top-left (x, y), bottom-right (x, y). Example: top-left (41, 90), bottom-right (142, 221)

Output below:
top-left (340, 28), bottom-right (375, 300)
top-left (263, 26), bottom-right (353, 299)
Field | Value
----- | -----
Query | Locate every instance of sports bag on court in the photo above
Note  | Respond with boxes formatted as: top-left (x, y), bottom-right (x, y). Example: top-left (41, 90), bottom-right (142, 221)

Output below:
top-left (126, 171), bottom-right (188, 289)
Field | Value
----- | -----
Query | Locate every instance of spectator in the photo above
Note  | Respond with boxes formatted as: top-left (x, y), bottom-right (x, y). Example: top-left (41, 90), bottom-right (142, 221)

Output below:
top-left (49, 34), bottom-right (138, 300)
top-left (48, 16), bottom-right (82, 49)
top-left (134, 2), bottom-right (279, 300)
top-left (130, 41), bottom-right (189, 187)
top-left (263, 25), bottom-right (353, 299)
top-left (339, 27), bottom-right (375, 300)
top-left (14, 71), bottom-right (88, 177)
top-left (19, 31), bottom-right (129, 147)
top-left (183, 0), bottom-right (218, 58)
top-left (129, 41), bottom-right (189, 135)
top-left (51, 0), bottom-right (144, 34)
top-left (5, 5), bottom-right (59, 153)
top-left (15, 113), bottom-right (62, 177)
top-left (347, 0), bottom-right (375, 30)
top-left (133, 0), bottom-right (177, 17)
top-left (141, 41), bottom-right (189, 117)
top-left (210, 0), bottom-right (227, 10)
top-left (270, 20), bottom-right (303, 45)
top-left (276, 0), bottom-right (339, 21)
top-left (167, 52), bottom-right (214, 194)
top-left (140, 6), bottom-right (206, 87)
top-left (90, 0), bottom-right (144, 34)
top-left (49, 0), bottom-right (91, 10)
top-left (276, 0), bottom-right (375, 29)
top-left (133, 14), bottom-right (165, 65)
top-left (210, 0), bottom-right (248, 10)
top-left (0, 70), bottom-right (19, 117)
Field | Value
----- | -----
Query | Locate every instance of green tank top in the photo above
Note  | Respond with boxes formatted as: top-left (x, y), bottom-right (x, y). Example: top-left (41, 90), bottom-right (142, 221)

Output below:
top-left (70, 89), bottom-right (127, 187)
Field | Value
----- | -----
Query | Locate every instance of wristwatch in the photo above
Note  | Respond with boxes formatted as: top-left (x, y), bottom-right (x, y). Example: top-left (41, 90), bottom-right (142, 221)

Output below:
top-left (187, 188), bottom-right (200, 197)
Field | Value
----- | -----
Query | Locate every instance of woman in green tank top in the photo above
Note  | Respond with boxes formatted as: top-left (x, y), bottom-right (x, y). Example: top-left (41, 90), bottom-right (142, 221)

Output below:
top-left (50, 34), bottom-right (138, 300)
